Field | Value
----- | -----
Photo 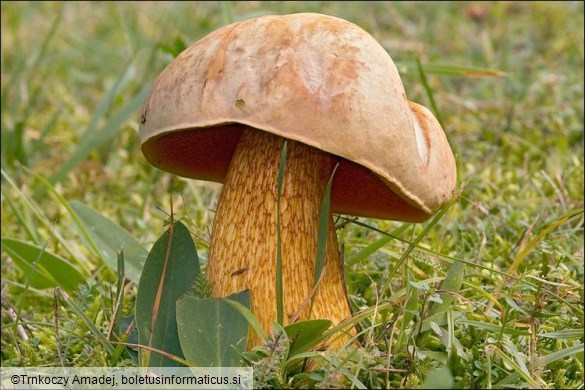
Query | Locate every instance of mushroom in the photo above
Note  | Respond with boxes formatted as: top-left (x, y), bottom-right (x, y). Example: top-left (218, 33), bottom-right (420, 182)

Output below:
top-left (139, 13), bottom-right (456, 348)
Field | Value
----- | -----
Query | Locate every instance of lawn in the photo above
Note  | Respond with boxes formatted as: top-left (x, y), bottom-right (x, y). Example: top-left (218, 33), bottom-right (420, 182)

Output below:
top-left (1, 1), bottom-right (583, 388)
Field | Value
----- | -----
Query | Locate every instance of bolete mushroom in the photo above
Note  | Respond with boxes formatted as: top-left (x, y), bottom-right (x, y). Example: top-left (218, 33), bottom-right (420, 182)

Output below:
top-left (139, 13), bottom-right (456, 348)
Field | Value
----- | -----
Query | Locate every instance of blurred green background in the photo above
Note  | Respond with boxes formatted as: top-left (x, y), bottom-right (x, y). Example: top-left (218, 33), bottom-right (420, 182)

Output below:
top-left (1, 1), bottom-right (583, 387)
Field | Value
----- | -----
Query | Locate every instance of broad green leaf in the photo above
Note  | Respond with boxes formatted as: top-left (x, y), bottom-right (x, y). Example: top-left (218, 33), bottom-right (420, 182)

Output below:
top-left (1, 238), bottom-right (85, 293)
top-left (176, 291), bottom-right (250, 367)
top-left (419, 366), bottom-right (454, 389)
top-left (70, 201), bottom-right (147, 282)
top-left (285, 319), bottom-right (331, 357)
top-left (415, 350), bottom-right (448, 364)
top-left (136, 221), bottom-right (199, 367)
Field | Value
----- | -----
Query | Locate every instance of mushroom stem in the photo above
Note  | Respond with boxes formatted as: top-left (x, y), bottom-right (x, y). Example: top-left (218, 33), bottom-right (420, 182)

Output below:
top-left (208, 128), bottom-right (352, 348)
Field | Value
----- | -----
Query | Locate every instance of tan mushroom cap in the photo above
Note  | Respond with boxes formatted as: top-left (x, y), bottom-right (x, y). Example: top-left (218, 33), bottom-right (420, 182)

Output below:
top-left (139, 13), bottom-right (457, 222)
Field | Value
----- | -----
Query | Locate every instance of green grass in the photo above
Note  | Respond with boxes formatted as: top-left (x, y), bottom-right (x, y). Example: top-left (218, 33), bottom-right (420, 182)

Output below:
top-left (1, 1), bottom-right (583, 388)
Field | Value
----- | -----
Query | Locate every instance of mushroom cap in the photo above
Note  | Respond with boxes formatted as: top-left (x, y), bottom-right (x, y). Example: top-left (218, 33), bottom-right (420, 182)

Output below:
top-left (139, 13), bottom-right (457, 222)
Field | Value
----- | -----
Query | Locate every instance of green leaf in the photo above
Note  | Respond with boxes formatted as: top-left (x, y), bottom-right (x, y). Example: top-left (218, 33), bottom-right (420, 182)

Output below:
top-left (285, 319), bottom-right (331, 357)
top-left (70, 201), bottom-right (147, 282)
top-left (136, 221), bottom-right (200, 367)
top-left (490, 345), bottom-right (544, 388)
top-left (176, 291), bottom-right (250, 367)
top-left (458, 320), bottom-right (530, 337)
top-left (494, 343), bottom-right (585, 387)
top-left (508, 208), bottom-right (584, 275)
top-left (537, 329), bottom-right (584, 339)
top-left (416, 57), bottom-right (445, 129)
top-left (1, 238), bottom-right (85, 293)
top-left (399, 269), bottom-right (420, 348)
top-left (538, 343), bottom-right (585, 367)
top-left (224, 298), bottom-right (267, 342)
top-left (310, 163), bottom-right (338, 314)
top-left (427, 260), bottom-right (465, 323)
top-left (419, 366), bottom-right (454, 389)
top-left (396, 61), bottom-right (507, 78)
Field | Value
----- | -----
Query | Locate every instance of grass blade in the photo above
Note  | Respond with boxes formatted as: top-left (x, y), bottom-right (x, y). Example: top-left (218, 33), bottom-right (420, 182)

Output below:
top-left (495, 342), bottom-right (584, 388)
top-left (508, 208), bottom-right (584, 274)
top-left (221, 1), bottom-right (234, 24)
top-left (82, 62), bottom-right (137, 141)
top-left (489, 345), bottom-right (545, 389)
top-left (24, 167), bottom-right (103, 272)
top-left (1, 185), bottom-right (39, 244)
top-left (1, 9), bottom-right (62, 168)
top-left (458, 320), bottom-right (530, 337)
top-left (108, 250), bottom-right (126, 365)
top-left (395, 61), bottom-right (507, 78)
top-left (50, 84), bottom-right (150, 184)
top-left (309, 163), bottom-right (339, 316)
top-left (398, 269), bottom-right (419, 349)
top-left (346, 223), bottom-right (411, 266)
top-left (382, 196), bottom-right (458, 294)
top-left (416, 57), bottom-right (444, 129)
top-left (56, 287), bottom-right (115, 356)
top-left (537, 329), bottom-right (584, 339)
top-left (224, 298), bottom-right (268, 342)
top-left (1, 168), bottom-right (89, 270)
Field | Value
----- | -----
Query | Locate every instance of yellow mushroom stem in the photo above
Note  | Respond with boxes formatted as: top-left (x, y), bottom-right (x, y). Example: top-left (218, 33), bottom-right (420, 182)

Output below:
top-left (207, 128), bottom-right (352, 348)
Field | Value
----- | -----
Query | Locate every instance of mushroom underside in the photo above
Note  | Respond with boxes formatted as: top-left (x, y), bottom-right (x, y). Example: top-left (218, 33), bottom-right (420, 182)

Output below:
top-left (141, 124), bottom-right (432, 222)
